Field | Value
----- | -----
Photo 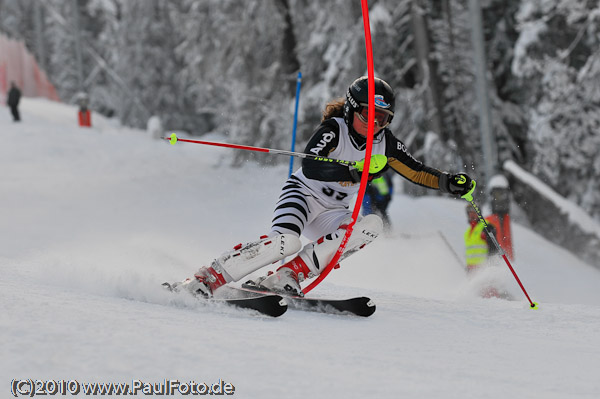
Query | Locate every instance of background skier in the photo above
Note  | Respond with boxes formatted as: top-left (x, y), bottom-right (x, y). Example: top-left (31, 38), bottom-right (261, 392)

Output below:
top-left (362, 170), bottom-right (394, 232)
top-left (464, 204), bottom-right (498, 273)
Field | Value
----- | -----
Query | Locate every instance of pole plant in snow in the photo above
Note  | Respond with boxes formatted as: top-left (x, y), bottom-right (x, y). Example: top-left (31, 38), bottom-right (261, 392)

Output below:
top-left (462, 181), bottom-right (538, 309)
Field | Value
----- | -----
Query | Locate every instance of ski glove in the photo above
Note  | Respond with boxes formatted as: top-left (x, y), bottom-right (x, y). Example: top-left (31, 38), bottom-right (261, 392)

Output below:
top-left (442, 172), bottom-right (474, 196)
top-left (349, 154), bottom-right (388, 183)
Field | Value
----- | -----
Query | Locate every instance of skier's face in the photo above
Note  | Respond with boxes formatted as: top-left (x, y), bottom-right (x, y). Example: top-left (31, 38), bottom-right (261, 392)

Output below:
top-left (352, 107), bottom-right (391, 137)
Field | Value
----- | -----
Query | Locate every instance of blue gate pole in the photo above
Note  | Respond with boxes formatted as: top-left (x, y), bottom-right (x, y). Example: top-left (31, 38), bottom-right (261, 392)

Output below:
top-left (288, 72), bottom-right (302, 177)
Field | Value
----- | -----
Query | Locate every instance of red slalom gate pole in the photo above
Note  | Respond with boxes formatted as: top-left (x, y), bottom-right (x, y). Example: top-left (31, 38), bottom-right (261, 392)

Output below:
top-left (303, 0), bottom-right (376, 295)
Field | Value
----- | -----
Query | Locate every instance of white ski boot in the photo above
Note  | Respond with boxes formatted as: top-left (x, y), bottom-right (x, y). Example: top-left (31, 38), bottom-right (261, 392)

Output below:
top-left (163, 265), bottom-right (227, 297)
top-left (171, 233), bottom-right (302, 297)
top-left (250, 214), bottom-right (383, 295)
top-left (253, 268), bottom-right (303, 296)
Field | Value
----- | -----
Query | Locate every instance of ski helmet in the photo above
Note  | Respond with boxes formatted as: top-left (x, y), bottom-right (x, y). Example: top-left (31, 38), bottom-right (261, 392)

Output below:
top-left (343, 76), bottom-right (395, 127)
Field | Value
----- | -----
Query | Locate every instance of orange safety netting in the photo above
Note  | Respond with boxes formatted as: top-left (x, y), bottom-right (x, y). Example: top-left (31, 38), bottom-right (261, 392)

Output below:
top-left (0, 33), bottom-right (60, 104)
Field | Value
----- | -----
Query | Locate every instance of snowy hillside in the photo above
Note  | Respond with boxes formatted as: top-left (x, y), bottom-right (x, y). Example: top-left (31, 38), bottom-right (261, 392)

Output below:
top-left (2, 99), bottom-right (600, 399)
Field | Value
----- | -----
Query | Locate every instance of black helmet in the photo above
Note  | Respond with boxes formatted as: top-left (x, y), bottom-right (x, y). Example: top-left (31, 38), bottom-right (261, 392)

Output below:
top-left (344, 76), bottom-right (395, 127)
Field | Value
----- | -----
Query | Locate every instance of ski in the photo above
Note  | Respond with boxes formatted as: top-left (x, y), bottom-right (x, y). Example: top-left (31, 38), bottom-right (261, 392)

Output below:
top-left (239, 284), bottom-right (376, 317)
top-left (162, 283), bottom-right (287, 317)
top-left (285, 295), bottom-right (376, 317)
top-left (216, 293), bottom-right (288, 317)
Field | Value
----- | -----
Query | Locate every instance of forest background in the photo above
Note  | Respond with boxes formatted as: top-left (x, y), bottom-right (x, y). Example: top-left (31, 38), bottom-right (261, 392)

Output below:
top-left (1, 0), bottom-right (599, 266)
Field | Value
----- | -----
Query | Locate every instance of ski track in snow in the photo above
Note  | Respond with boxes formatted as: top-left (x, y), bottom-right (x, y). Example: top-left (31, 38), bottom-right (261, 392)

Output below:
top-left (2, 99), bottom-right (600, 399)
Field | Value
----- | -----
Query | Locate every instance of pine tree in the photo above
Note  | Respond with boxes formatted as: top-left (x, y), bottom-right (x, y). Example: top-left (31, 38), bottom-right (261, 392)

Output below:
top-left (512, 0), bottom-right (600, 219)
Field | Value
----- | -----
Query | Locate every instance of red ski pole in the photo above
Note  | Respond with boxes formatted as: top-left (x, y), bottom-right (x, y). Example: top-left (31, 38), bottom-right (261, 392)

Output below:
top-left (463, 181), bottom-right (538, 309)
top-left (164, 133), bottom-right (357, 168)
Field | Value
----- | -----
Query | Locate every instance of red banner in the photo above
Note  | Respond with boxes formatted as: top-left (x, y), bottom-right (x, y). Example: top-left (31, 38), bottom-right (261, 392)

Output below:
top-left (0, 33), bottom-right (59, 104)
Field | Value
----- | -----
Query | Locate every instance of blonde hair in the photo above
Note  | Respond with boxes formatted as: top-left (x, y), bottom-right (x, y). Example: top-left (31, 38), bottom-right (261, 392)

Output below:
top-left (322, 97), bottom-right (345, 121)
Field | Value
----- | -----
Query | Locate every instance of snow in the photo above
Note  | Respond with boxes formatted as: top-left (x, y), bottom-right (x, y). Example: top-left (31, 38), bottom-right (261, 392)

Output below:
top-left (2, 99), bottom-right (600, 399)
top-left (489, 173), bottom-right (509, 189)
top-left (504, 159), bottom-right (600, 237)
top-left (368, 3), bottom-right (392, 35)
top-left (511, 19), bottom-right (547, 77)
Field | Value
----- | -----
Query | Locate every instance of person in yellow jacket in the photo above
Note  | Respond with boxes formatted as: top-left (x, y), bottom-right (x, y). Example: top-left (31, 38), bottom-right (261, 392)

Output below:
top-left (464, 205), bottom-right (498, 273)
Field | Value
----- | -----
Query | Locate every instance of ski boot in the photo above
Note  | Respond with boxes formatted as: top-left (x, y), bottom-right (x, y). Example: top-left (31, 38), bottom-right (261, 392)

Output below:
top-left (251, 268), bottom-right (303, 296)
top-left (249, 255), bottom-right (312, 296)
top-left (168, 233), bottom-right (302, 297)
top-left (164, 265), bottom-right (227, 298)
top-left (248, 214), bottom-right (383, 295)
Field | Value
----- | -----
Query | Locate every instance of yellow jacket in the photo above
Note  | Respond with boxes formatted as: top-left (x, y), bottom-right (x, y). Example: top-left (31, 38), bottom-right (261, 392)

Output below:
top-left (464, 221), bottom-right (490, 269)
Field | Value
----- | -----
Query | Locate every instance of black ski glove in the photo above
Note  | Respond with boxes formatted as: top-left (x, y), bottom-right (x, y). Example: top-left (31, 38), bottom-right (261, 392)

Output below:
top-left (441, 172), bottom-right (474, 196)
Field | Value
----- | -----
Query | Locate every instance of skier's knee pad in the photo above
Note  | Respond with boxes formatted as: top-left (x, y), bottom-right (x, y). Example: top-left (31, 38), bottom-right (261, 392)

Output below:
top-left (298, 214), bottom-right (383, 276)
top-left (213, 234), bottom-right (302, 282)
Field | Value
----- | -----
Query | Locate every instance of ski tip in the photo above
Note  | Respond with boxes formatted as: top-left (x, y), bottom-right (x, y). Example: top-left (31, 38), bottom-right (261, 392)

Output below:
top-left (360, 297), bottom-right (377, 317)
top-left (530, 302), bottom-right (539, 309)
top-left (272, 301), bottom-right (288, 317)
top-left (169, 132), bottom-right (178, 145)
top-left (252, 295), bottom-right (288, 317)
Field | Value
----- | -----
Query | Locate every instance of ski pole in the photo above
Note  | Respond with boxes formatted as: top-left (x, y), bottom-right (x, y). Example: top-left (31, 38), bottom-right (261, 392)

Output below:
top-left (288, 71), bottom-right (302, 177)
top-left (462, 181), bottom-right (538, 309)
top-left (164, 133), bottom-right (357, 168)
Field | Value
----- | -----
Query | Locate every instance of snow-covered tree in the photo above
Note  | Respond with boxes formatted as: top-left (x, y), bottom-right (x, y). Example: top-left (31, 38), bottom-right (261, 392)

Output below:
top-left (100, 0), bottom-right (185, 128)
top-left (174, 0), bottom-right (303, 165)
top-left (43, 0), bottom-right (106, 104)
top-left (511, 0), bottom-right (600, 219)
top-left (0, 0), bottom-right (36, 48)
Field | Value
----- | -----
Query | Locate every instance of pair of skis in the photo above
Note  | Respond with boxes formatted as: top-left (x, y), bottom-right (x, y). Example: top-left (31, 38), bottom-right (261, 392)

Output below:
top-left (163, 283), bottom-right (376, 318)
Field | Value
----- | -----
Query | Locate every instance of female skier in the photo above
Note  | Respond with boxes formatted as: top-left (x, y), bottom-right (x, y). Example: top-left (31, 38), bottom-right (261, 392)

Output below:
top-left (175, 76), bottom-right (474, 297)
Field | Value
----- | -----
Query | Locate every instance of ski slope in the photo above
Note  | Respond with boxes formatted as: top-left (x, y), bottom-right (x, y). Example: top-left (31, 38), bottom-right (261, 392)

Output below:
top-left (2, 99), bottom-right (600, 399)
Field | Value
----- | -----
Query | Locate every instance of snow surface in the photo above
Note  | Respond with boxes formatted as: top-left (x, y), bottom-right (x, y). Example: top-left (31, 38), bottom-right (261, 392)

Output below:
top-left (2, 99), bottom-right (600, 399)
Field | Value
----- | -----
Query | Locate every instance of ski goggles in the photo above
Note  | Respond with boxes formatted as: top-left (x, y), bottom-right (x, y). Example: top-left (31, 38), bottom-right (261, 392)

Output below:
top-left (356, 104), bottom-right (393, 127)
